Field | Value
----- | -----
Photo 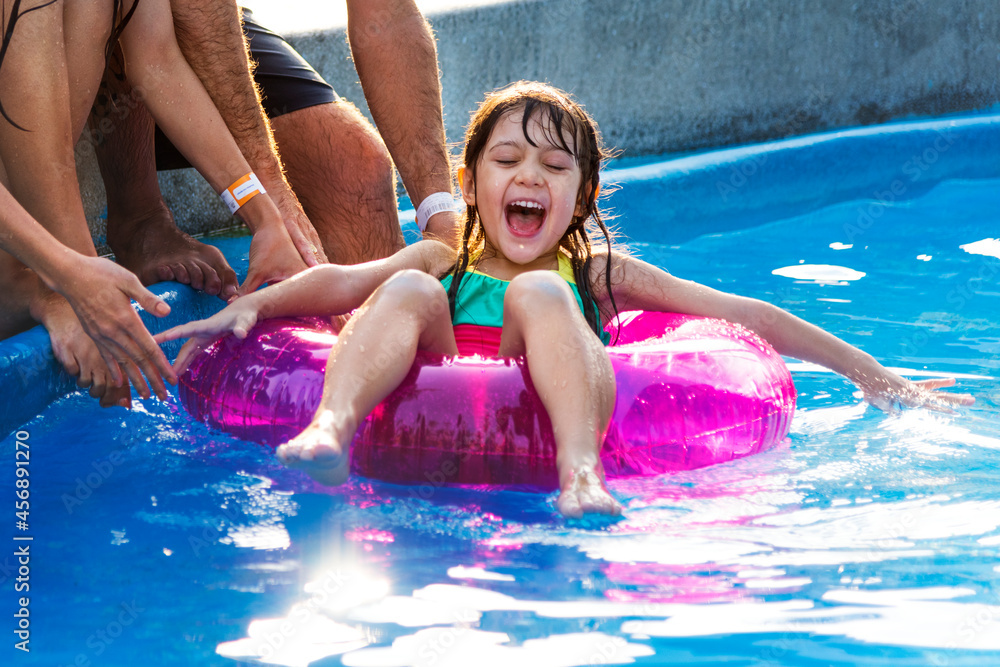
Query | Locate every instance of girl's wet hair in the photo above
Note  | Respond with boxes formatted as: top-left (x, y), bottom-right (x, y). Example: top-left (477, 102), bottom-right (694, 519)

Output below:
top-left (0, 0), bottom-right (140, 130)
top-left (446, 80), bottom-right (620, 341)
top-left (104, 0), bottom-right (142, 84)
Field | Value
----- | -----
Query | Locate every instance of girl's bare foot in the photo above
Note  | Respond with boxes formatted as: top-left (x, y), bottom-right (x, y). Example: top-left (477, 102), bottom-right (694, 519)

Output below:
top-left (276, 410), bottom-right (354, 486)
top-left (556, 464), bottom-right (622, 518)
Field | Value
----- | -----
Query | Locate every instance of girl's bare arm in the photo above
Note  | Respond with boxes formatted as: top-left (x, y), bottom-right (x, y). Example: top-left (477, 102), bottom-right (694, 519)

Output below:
top-left (249, 240), bottom-right (455, 321)
top-left (155, 240), bottom-right (454, 373)
top-left (598, 253), bottom-right (973, 410)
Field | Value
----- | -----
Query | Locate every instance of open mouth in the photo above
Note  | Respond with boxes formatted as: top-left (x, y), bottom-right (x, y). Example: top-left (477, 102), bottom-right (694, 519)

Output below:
top-left (505, 200), bottom-right (547, 237)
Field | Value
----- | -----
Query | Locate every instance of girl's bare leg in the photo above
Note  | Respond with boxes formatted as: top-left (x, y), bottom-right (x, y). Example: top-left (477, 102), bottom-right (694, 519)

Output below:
top-left (498, 272), bottom-right (620, 517)
top-left (277, 270), bottom-right (457, 485)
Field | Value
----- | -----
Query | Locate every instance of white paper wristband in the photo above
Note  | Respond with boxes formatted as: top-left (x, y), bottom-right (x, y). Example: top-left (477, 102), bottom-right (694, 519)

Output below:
top-left (415, 192), bottom-right (457, 231)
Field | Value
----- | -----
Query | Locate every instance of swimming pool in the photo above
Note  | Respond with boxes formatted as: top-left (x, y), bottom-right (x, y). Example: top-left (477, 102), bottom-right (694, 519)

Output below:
top-left (3, 113), bottom-right (1000, 666)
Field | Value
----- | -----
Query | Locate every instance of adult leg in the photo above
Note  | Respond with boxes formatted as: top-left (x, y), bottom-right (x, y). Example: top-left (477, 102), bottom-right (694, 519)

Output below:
top-left (497, 273), bottom-right (620, 517)
top-left (236, 10), bottom-right (402, 265)
top-left (0, 0), bottom-right (133, 406)
top-left (62, 0), bottom-right (115, 139)
top-left (90, 61), bottom-right (238, 297)
top-left (164, 5), bottom-right (402, 267)
top-left (0, 1), bottom-right (98, 253)
top-left (270, 100), bottom-right (404, 266)
top-left (0, 149), bottom-right (38, 337)
top-left (277, 270), bottom-right (456, 484)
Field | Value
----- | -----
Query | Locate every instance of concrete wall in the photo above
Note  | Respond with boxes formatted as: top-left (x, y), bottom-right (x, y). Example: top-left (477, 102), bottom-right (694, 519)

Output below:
top-left (79, 0), bottom-right (1000, 245)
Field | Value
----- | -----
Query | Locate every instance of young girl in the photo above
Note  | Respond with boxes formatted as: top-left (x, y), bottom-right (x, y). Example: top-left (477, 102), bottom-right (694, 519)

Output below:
top-left (156, 81), bottom-right (973, 518)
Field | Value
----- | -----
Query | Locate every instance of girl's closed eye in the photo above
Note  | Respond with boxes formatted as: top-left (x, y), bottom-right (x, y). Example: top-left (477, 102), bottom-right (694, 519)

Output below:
top-left (491, 150), bottom-right (520, 165)
top-left (541, 150), bottom-right (574, 171)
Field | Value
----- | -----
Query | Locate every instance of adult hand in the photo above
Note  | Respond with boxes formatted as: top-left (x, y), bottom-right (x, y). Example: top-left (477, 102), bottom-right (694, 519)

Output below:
top-left (48, 255), bottom-right (177, 400)
top-left (37, 293), bottom-right (133, 408)
top-left (275, 193), bottom-right (328, 267)
top-left (237, 223), bottom-right (310, 297)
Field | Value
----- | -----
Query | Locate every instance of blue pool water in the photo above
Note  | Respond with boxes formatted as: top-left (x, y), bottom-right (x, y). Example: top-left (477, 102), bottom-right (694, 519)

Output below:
top-left (3, 115), bottom-right (1000, 666)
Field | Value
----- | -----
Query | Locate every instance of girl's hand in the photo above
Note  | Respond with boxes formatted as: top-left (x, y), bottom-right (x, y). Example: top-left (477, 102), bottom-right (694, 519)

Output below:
top-left (154, 299), bottom-right (261, 375)
top-left (860, 374), bottom-right (975, 413)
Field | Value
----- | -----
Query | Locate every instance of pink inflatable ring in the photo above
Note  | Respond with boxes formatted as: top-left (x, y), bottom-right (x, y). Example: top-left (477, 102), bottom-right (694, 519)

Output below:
top-left (178, 311), bottom-right (796, 488)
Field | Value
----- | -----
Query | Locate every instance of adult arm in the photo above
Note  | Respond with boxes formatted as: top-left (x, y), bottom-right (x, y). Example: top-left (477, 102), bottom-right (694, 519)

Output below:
top-left (602, 253), bottom-right (974, 410)
top-left (119, 0), bottom-right (307, 295)
top-left (169, 0), bottom-right (326, 268)
top-left (0, 185), bottom-right (176, 397)
top-left (346, 0), bottom-right (459, 246)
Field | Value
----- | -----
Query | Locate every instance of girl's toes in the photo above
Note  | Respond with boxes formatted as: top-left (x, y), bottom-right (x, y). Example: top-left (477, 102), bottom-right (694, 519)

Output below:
top-left (275, 441), bottom-right (302, 464)
top-left (557, 493), bottom-right (583, 519)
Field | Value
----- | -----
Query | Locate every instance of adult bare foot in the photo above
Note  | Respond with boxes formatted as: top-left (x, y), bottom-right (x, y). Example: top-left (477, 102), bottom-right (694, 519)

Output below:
top-left (276, 409), bottom-right (354, 486)
top-left (31, 292), bottom-right (134, 408)
top-left (557, 463), bottom-right (622, 518)
top-left (107, 201), bottom-right (238, 299)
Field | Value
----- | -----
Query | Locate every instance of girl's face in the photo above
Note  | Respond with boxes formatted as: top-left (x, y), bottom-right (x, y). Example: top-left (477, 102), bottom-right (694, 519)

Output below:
top-left (460, 108), bottom-right (585, 268)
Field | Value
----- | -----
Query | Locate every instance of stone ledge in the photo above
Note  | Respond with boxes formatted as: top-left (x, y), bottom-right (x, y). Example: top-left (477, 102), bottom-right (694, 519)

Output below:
top-left (79, 0), bottom-right (1000, 246)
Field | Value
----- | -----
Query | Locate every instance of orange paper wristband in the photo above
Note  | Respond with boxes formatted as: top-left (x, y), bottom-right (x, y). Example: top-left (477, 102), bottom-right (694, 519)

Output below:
top-left (220, 172), bottom-right (266, 214)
